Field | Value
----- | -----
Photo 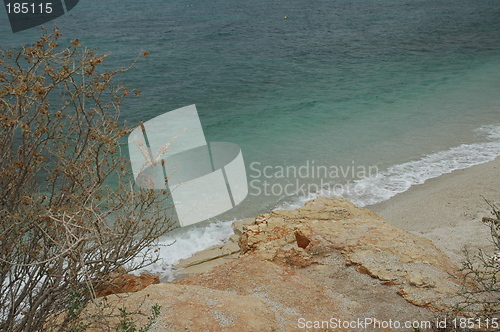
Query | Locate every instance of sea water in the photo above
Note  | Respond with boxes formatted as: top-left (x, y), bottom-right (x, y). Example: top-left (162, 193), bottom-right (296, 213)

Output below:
top-left (1, 0), bottom-right (500, 280)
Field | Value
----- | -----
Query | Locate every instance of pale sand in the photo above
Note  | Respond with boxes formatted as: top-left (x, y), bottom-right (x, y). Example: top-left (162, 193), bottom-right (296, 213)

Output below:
top-left (368, 157), bottom-right (500, 266)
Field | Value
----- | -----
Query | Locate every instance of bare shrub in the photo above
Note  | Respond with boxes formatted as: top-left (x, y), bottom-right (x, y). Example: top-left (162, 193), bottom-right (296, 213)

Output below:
top-left (0, 27), bottom-right (174, 331)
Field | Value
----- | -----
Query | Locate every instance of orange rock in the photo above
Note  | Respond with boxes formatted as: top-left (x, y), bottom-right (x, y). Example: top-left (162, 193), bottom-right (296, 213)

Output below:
top-left (84, 283), bottom-right (278, 332)
top-left (96, 273), bottom-right (159, 297)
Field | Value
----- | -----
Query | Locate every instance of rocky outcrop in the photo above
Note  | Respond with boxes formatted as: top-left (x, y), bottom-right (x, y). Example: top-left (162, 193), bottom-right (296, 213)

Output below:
top-left (171, 218), bottom-right (254, 280)
top-left (87, 197), bottom-right (462, 331)
top-left (237, 196), bottom-right (461, 311)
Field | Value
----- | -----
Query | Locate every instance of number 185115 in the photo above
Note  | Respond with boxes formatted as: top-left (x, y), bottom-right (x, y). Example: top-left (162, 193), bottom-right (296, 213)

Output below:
top-left (5, 2), bottom-right (53, 14)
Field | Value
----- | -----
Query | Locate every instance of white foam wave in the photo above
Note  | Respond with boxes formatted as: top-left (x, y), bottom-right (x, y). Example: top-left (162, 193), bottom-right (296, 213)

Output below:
top-left (278, 125), bottom-right (500, 210)
top-left (130, 219), bottom-right (234, 281)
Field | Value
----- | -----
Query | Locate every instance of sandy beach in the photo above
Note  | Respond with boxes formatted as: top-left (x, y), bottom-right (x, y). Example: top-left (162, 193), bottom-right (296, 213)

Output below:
top-left (368, 157), bottom-right (500, 266)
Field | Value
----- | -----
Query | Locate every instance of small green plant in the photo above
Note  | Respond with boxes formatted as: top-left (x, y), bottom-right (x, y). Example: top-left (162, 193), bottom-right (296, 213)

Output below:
top-left (67, 290), bottom-right (92, 332)
top-left (116, 304), bottom-right (162, 332)
top-left (68, 291), bottom-right (87, 319)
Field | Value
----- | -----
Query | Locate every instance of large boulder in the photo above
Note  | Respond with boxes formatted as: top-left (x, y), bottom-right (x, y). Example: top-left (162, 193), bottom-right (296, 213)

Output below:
top-left (177, 255), bottom-right (352, 331)
top-left (237, 196), bottom-right (461, 311)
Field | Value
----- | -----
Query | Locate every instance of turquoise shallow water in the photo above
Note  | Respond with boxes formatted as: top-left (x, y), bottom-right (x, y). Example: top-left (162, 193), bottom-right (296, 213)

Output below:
top-left (1, 0), bottom-right (500, 278)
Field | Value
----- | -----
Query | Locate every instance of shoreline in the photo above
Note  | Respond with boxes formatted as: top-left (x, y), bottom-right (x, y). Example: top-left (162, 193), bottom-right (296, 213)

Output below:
top-left (162, 155), bottom-right (500, 281)
top-left (367, 157), bottom-right (500, 265)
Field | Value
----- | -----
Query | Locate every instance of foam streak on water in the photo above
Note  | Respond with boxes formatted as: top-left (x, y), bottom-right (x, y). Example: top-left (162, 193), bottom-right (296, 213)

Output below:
top-left (130, 219), bottom-right (234, 281)
top-left (279, 125), bottom-right (500, 210)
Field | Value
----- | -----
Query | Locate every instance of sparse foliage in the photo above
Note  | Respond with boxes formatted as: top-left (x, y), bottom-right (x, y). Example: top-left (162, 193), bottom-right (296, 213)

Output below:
top-left (456, 198), bottom-right (500, 319)
top-left (115, 304), bottom-right (161, 332)
top-left (0, 27), bottom-right (173, 331)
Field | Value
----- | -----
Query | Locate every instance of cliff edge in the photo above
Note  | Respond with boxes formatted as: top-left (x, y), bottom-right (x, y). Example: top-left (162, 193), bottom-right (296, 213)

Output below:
top-left (87, 197), bottom-right (462, 331)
